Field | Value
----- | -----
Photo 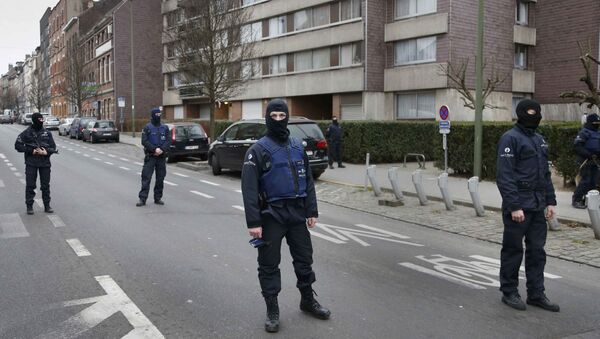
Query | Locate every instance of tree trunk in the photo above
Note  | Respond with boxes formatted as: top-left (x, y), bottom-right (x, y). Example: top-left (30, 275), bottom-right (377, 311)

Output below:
top-left (209, 100), bottom-right (216, 140)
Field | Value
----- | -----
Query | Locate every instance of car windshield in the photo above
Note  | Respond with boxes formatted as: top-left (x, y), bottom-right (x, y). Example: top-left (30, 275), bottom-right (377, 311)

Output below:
top-left (175, 125), bottom-right (205, 138)
top-left (97, 121), bottom-right (114, 128)
top-left (288, 123), bottom-right (324, 140)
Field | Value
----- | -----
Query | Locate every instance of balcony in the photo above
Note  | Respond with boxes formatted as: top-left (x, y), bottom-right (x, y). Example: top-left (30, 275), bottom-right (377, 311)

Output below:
top-left (178, 84), bottom-right (206, 99)
top-left (385, 13), bottom-right (448, 42)
top-left (513, 25), bottom-right (536, 46)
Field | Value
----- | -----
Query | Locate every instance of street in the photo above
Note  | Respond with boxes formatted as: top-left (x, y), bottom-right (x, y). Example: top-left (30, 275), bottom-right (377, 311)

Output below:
top-left (1, 124), bottom-right (600, 339)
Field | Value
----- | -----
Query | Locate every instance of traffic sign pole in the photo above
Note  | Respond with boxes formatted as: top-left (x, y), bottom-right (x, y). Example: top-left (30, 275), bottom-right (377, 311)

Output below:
top-left (439, 105), bottom-right (451, 173)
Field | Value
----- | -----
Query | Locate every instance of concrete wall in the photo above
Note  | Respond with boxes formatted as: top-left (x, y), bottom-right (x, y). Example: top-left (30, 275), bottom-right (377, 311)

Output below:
top-left (384, 13), bottom-right (448, 42)
top-left (384, 62), bottom-right (448, 91)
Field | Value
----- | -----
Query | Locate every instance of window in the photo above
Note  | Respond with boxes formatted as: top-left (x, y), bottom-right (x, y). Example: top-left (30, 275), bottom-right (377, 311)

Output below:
top-left (294, 48), bottom-right (330, 72)
top-left (396, 92), bottom-right (435, 119)
top-left (395, 0), bottom-right (436, 18)
top-left (294, 6), bottom-right (330, 31)
top-left (294, 51), bottom-right (312, 72)
top-left (340, 43), bottom-right (361, 66)
top-left (341, 0), bottom-right (361, 20)
top-left (294, 10), bottom-right (311, 30)
top-left (516, 0), bottom-right (528, 25)
top-left (514, 44), bottom-right (527, 69)
top-left (241, 59), bottom-right (261, 79)
top-left (312, 48), bottom-right (329, 69)
top-left (167, 73), bottom-right (182, 88)
top-left (394, 36), bottom-right (436, 65)
top-left (241, 22), bottom-right (262, 43)
top-left (242, 0), bottom-right (259, 5)
top-left (269, 16), bottom-right (287, 36)
top-left (223, 125), bottom-right (239, 141)
top-left (312, 5), bottom-right (330, 27)
top-left (268, 55), bottom-right (287, 75)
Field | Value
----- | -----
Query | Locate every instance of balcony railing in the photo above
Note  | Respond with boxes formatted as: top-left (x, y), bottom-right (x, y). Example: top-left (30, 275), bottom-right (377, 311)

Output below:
top-left (178, 84), bottom-right (205, 99)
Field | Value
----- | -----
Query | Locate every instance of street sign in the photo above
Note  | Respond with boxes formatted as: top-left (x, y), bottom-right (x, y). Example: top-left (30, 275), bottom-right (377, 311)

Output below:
top-left (439, 105), bottom-right (450, 121)
top-left (117, 96), bottom-right (125, 108)
top-left (439, 120), bottom-right (451, 134)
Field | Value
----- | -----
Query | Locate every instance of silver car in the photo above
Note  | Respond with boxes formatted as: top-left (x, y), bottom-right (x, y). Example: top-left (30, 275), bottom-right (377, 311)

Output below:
top-left (58, 118), bottom-right (75, 136)
top-left (43, 116), bottom-right (60, 130)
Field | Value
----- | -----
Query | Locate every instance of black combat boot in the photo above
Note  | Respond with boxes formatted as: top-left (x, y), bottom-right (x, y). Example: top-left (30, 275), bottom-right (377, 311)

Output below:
top-left (527, 293), bottom-right (560, 312)
top-left (136, 199), bottom-right (146, 207)
top-left (44, 205), bottom-right (54, 213)
top-left (26, 205), bottom-right (34, 215)
top-left (299, 287), bottom-right (331, 320)
top-left (264, 295), bottom-right (279, 333)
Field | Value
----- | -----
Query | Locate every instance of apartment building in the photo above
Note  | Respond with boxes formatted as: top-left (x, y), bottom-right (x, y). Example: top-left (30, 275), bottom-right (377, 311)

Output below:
top-left (39, 8), bottom-right (52, 113)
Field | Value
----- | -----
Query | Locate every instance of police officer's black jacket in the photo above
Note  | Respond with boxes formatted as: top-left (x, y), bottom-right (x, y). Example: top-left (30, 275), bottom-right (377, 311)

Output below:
top-left (141, 122), bottom-right (171, 157)
top-left (326, 124), bottom-right (343, 143)
top-left (14, 126), bottom-right (56, 167)
top-left (573, 124), bottom-right (600, 161)
top-left (496, 123), bottom-right (557, 212)
top-left (241, 137), bottom-right (318, 228)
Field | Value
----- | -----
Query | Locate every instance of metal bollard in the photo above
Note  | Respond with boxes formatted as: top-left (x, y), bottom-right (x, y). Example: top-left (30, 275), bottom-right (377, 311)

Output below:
top-left (388, 167), bottom-right (405, 202)
top-left (438, 172), bottom-right (455, 211)
top-left (467, 176), bottom-right (485, 217)
top-left (586, 190), bottom-right (600, 239)
top-left (412, 170), bottom-right (428, 205)
top-left (366, 165), bottom-right (382, 197)
top-left (546, 210), bottom-right (561, 231)
top-left (364, 153), bottom-right (370, 191)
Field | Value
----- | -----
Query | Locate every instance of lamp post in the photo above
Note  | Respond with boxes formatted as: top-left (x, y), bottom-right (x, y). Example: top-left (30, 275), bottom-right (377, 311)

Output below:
top-left (129, 0), bottom-right (136, 137)
top-left (473, 0), bottom-right (484, 178)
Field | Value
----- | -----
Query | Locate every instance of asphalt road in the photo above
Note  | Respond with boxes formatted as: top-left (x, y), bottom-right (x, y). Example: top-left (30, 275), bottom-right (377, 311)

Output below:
top-left (0, 124), bottom-right (599, 339)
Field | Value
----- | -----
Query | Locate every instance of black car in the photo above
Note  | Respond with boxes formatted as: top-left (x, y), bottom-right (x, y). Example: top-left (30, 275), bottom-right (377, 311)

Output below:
top-left (208, 118), bottom-right (328, 178)
top-left (69, 117), bottom-right (97, 140)
top-left (165, 122), bottom-right (209, 162)
top-left (83, 120), bottom-right (120, 143)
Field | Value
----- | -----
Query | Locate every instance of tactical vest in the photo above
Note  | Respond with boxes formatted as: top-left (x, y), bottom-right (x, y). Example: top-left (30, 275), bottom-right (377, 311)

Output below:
top-left (257, 136), bottom-right (308, 202)
top-left (584, 129), bottom-right (600, 153)
top-left (146, 123), bottom-right (169, 147)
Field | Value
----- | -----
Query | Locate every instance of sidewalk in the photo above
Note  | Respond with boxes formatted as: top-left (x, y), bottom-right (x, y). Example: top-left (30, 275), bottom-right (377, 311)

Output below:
top-left (319, 161), bottom-right (590, 226)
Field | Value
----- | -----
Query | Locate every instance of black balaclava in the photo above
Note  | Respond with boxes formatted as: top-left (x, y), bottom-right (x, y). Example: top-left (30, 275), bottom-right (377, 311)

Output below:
top-left (516, 99), bottom-right (542, 129)
top-left (32, 113), bottom-right (44, 130)
top-left (265, 99), bottom-right (289, 142)
top-left (151, 108), bottom-right (161, 126)
top-left (332, 117), bottom-right (339, 125)
top-left (585, 113), bottom-right (600, 131)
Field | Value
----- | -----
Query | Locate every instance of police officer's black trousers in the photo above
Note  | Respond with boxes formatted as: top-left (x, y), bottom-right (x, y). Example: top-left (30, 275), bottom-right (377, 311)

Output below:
top-left (573, 162), bottom-right (599, 203)
top-left (257, 215), bottom-right (316, 297)
top-left (328, 142), bottom-right (342, 166)
top-left (25, 165), bottom-right (51, 207)
top-left (138, 155), bottom-right (166, 202)
top-left (500, 210), bottom-right (547, 297)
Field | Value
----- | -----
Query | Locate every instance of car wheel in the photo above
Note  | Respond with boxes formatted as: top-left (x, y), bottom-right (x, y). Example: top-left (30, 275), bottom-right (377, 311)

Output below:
top-left (211, 154), bottom-right (222, 175)
top-left (115, 136), bottom-right (119, 143)
top-left (312, 170), bottom-right (323, 179)
top-left (90, 135), bottom-right (95, 143)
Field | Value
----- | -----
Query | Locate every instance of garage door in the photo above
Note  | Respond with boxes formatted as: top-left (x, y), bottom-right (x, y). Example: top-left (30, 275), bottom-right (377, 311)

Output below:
top-left (242, 100), bottom-right (262, 119)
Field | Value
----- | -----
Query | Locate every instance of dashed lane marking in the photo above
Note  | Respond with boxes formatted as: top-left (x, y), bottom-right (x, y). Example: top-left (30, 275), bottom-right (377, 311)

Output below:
top-left (19, 179), bottom-right (26, 185)
top-left (119, 166), bottom-right (130, 171)
top-left (0, 213), bottom-right (29, 239)
top-left (104, 162), bottom-right (114, 165)
top-left (174, 172), bottom-right (189, 178)
top-left (163, 180), bottom-right (177, 186)
top-left (234, 189), bottom-right (242, 193)
top-left (66, 239), bottom-right (91, 257)
top-left (134, 162), bottom-right (143, 166)
top-left (108, 154), bottom-right (116, 158)
top-left (10, 167), bottom-right (17, 171)
top-left (35, 199), bottom-right (44, 208)
top-left (48, 215), bottom-right (66, 228)
top-left (232, 205), bottom-right (244, 211)
top-left (84, 154), bottom-right (90, 158)
top-left (75, 151), bottom-right (81, 154)
top-left (200, 180), bottom-right (220, 186)
top-left (190, 191), bottom-right (214, 199)
top-left (14, 173), bottom-right (22, 177)
top-left (0, 154), bottom-right (5, 159)
top-left (119, 158), bottom-right (129, 162)
top-left (0, 180), bottom-right (4, 188)
top-left (93, 157), bottom-right (101, 161)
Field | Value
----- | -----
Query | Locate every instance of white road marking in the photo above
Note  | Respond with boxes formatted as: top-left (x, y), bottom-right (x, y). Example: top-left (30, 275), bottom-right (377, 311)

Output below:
top-left (469, 255), bottom-right (562, 279)
top-left (310, 223), bottom-right (423, 247)
top-left (93, 157), bottom-right (101, 161)
top-left (174, 172), bottom-right (189, 178)
top-left (19, 179), bottom-right (26, 184)
top-left (66, 239), bottom-right (91, 257)
top-left (232, 205), bottom-right (244, 211)
top-left (0, 180), bottom-right (4, 188)
top-left (35, 198), bottom-right (44, 208)
top-left (75, 151), bottom-right (81, 154)
top-left (234, 189), bottom-right (242, 193)
top-left (40, 275), bottom-right (165, 338)
top-left (200, 180), bottom-right (220, 186)
top-left (98, 151), bottom-right (105, 154)
top-left (48, 215), bottom-right (66, 228)
top-left (83, 154), bottom-right (90, 158)
top-left (163, 180), bottom-right (177, 186)
top-left (119, 166), bottom-right (130, 171)
top-left (119, 157), bottom-right (129, 162)
top-left (104, 162), bottom-right (114, 165)
top-left (108, 154), bottom-right (116, 158)
top-left (136, 172), bottom-right (141, 175)
top-left (309, 229), bottom-right (346, 244)
top-left (67, 148), bottom-right (74, 151)
top-left (14, 173), bottom-right (22, 177)
top-left (4, 159), bottom-right (9, 162)
top-left (134, 162), bottom-right (143, 166)
top-left (82, 146), bottom-right (89, 149)
top-left (399, 262), bottom-right (487, 290)
top-left (0, 154), bottom-right (5, 159)
top-left (354, 224), bottom-right (412, 239)
top-left (9, 167), bottom-right (17, 171)
top-left (7, 162), bottom-right (13, 166)
top-left (0, 213), bottom-right (30, 238)
top-left (191, 191), bottom-right (214, 199)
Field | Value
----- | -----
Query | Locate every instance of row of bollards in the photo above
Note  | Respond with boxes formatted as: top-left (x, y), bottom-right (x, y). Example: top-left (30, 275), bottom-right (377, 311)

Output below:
top-left (364, 165), bottom-right (566, 233)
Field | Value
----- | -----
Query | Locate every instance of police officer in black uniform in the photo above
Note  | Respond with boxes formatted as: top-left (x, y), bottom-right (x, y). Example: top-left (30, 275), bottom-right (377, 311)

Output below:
top-left (326, 116), bottom-right (345, 169)
top-left (15, 112), bottom-right (57, 215)
top-left (572, 113), bottom-right (600, 209)
top-left (496, 99), bottom-right (559, 312)
top-left (241, 99), bottom-right (331, 333)
top-left (136, 108), bottom-right (170, 206)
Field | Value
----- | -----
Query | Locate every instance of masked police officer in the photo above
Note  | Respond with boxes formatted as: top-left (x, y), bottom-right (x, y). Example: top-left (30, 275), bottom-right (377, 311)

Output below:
top-left (572, 113), bottom-right (600, 209)
top-left (326, 116), bottom-right (345, 169)
top-left (241, 99), bottom-right (330, 333)
top-left (496, 99), bottom-right (559, 312)
top-left (136, 108), bottom-right (170, 206)
top-left (15, 112), bottom-right (57, 215)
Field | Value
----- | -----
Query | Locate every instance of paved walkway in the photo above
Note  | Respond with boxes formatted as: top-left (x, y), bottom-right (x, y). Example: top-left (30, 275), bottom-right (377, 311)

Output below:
top-left (118, 133), bottom-right (600, 268)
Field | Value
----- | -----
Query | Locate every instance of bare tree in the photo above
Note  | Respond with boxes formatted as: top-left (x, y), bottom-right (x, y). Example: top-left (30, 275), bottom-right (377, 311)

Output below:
top-left (560, 41), bottom-right (600, 110)
top-left (168, 0), bottom-right (257, 137)
top-left (439, 57), bottom-right (508, 110)
top-left (27, 71), bottom-right (50, 113)
top-left (58, 39), bottom-right (97, 117)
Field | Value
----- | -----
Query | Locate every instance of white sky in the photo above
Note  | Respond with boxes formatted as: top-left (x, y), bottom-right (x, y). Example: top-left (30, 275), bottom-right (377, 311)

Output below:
top-left (0, 0), bottom-right (58, 75)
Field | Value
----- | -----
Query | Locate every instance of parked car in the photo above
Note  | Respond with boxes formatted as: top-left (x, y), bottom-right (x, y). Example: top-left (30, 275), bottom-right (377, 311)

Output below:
top-left (20, 113), bottom-right (33, 125)
top-left (83, 120), bottom-right (119, 143)
top-left (58, 118), bottom-right (75, 136)
top-left (69, 117), bottom-right (97, 140)
top-left (208, 118), bottom-right (328, 178)
top-left (164, 122), bottom-right (209, 162)
top-left (43, 116), bottom-right (60, 130)
top-left (0, 114), bottom-right (13, 124)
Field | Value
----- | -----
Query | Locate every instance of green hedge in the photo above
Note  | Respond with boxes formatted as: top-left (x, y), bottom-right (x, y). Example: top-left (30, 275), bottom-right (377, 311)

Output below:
top-left (205, 119), bottom-right (582, 182)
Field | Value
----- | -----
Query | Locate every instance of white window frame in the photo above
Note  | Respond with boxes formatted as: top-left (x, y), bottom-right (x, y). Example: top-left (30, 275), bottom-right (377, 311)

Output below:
top-left (514, 44), bottom-right (527, 69)
top-left (395, 91), bottom-right (436, 120)
top-left (394, 36), bottom-right (436, 66)
top-left (340, 0), bottom-right (361, 21)
top-left (395, 0), bottom-right (437, 19)
top-left (268, 55), bottom-right (287, 75)
top-left (340, 43), bottom-right (361, 66)
top-left (241, 22), bottom-right (262, 43)
top-left (269, 16), bottom-right (287, 37)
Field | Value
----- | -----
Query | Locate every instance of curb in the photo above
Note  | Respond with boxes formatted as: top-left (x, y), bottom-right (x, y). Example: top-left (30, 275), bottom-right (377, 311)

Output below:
top-left (319, 178), bottom-right (591, 227)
